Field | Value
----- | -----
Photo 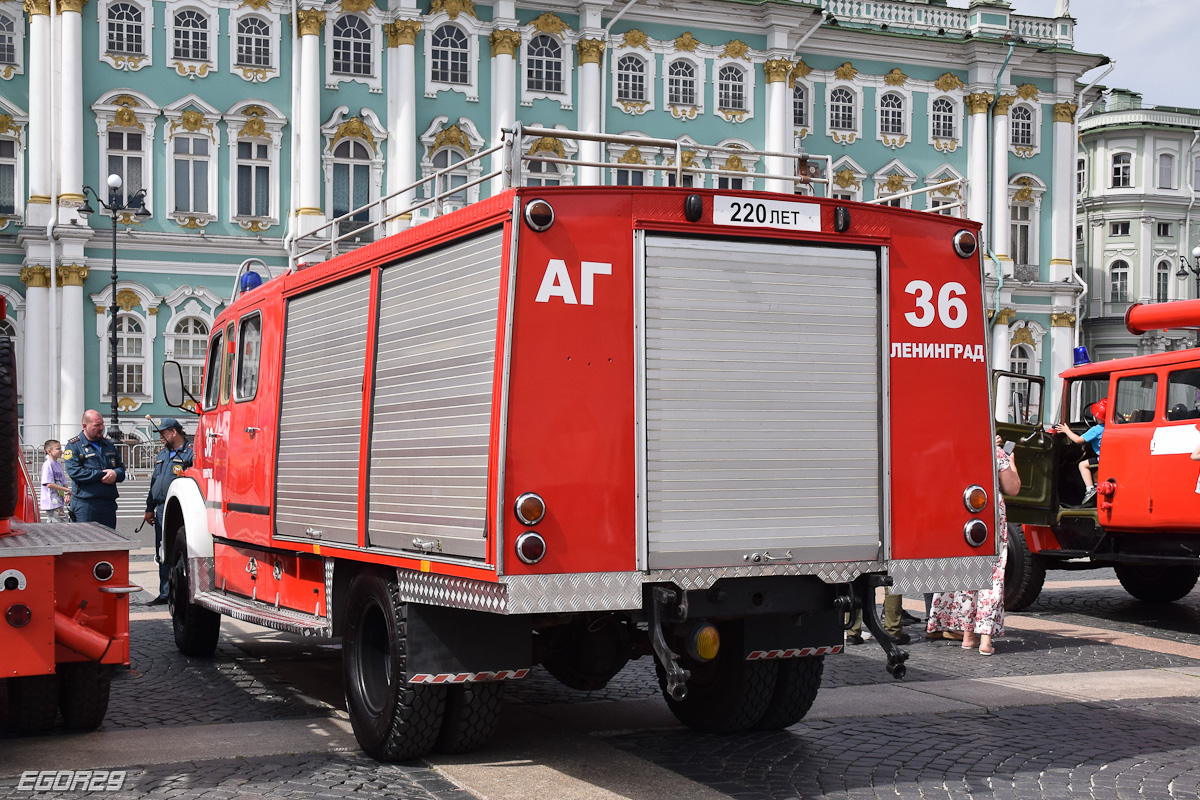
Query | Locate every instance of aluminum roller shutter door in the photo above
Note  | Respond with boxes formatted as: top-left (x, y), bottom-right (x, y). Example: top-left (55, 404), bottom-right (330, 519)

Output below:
top-left (643, 236), bottom-right (881, 570)
top-left (276, 274), bottom-right (371, 544)
top-left (366, 232), bottom-right (503, 559)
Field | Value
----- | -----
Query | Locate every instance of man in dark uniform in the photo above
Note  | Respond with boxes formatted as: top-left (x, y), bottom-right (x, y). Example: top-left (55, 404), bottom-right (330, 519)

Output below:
top-left (142, 417), bottom-right (194, 604)
top-left (62, 409), bottom-right (126, 529)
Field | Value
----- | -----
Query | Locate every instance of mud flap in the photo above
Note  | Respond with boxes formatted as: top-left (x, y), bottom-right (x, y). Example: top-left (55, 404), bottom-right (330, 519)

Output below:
top-left (404, 604), bottom-right (532, 682)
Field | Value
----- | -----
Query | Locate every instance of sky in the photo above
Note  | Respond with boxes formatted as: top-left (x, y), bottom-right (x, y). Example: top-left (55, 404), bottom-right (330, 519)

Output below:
top-left (952, 0), bottom-right (1200, 110)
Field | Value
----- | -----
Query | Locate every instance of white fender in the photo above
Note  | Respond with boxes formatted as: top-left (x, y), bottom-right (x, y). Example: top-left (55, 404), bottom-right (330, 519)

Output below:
top-left (164, 477), bottom-right (214, 560)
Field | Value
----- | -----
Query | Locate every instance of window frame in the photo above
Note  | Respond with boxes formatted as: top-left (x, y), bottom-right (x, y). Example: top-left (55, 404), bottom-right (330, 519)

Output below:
top-left (91, 284), bottom-right (158, 409)
top-left (664, 54), bottom-right (705, 120)
top-left (418, 116), bottom-right (485, 216)
top-left (521, 26), bottom-right (573, 107)
top-left (0, 100), bottom-right (26, 225)
top-left (1110, 221), bottom-right (1131, 237)
top-left (166, 1), bottom-right (217, 78)
top-left (202, 327), bottom-right (224, 411)
top-left (613, 50), bottom-right (653, 115)
top-left (228, 7), bottom-right (280, 83)
top-left (326, 11), bottom-right (382, 92)
top-left (1111, 151), bottom-right (1133, 188)
top-left (712, 56), bottom-right (754, 123)
top-left (1156, 259), bottom-right (1172, 303)
top-left (225, 101), bottom-right (286, 231)
top-left (92, 92), bottom-right (158, 219)
top-left (425, 18), bottom-right (481, 102)
top-left (0, 6), bottom-right (26, 79)
top-left (825, 83), bottom-right (861, 145)
top-left (163, 97), bottom-right (221, 228)
top-left (234, 311), bottom-right (262, 402)
top-left (1113, 373), bottom-right (1158, 425)
top-left (321, 110), bottom-right (387, 235)
top-left (1158, 152), bottom-right (1176, 190)
top-left (1008, 101), bottom-right (1041, 157)
top-left (875, 88), bottom-right (911, 148)
top-left (1109, 259), bottom-right (1131, 303)
top-left (97, 0), bottom-right (152, 70)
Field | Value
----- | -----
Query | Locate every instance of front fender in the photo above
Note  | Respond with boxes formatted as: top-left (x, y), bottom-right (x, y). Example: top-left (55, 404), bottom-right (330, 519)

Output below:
top-left (164, 477), bottom-right (213, 560)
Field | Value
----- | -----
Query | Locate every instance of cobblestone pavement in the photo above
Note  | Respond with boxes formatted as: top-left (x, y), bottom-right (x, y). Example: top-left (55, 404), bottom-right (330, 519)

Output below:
top-left (5, 562), bottom-right (1200, 799)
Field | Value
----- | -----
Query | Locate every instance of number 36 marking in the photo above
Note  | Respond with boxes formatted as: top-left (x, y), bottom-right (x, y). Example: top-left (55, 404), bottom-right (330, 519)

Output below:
top-left (903, 280), bottom-right (968, 329)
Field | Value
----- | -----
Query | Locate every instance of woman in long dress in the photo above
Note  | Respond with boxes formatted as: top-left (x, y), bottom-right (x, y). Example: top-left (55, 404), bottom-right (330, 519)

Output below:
top-left (926, 438), bottom-right (1021, 655)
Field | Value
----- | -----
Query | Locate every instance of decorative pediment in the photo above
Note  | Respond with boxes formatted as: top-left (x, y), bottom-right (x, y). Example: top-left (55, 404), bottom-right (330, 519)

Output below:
top-left (530, 11), bottom-right (568, 35)
top-left (618, 146), bottom-right (644, 165)
top-left (834, 62), bottom-right (858, 81)
top-left (883, 68), bottom-right (907, 86)
top-left (332, 116), bottom-right (376, 151)
top-left (1016, 83), bottom-right (1039, 101)
top-left (433, 123), bottom-right (473, 154)
top-left (429, 0), bottom-right (476, 19)
top-left (935, 72), bottom-right (964, 92)
top-left (529, 137), bottom-right (565, 159)
top-left (721, 40), bottom-right (749, 60)
top-left (674, 32), bottom-right (700, 52)
top-left (620, 29), bottom-right (648, 50)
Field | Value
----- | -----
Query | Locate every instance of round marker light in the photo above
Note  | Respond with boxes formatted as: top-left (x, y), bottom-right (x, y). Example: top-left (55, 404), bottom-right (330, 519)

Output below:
top-left (524, 199), bottom-right (555, 231)
top-left (963, 485), bottom-right (988, 513)
top-left (687, 622), bottom-right (720, 662)
top-left (953, 230), bottom-right (978, 259)
top-left (514, 492), bottom-right (546, 526)
top-left (963, 520), bottom-right (988, 548)
top-left (515, 532), bottom-right (546, 565)
top-left (6, 604), bottom-right (32, 628)
top-left (93, 561), bottom-right (114, 582)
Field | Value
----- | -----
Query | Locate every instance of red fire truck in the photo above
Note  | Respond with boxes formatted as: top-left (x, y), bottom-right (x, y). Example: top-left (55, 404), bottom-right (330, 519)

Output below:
top-left (0, 329), bottom-right (138, 732)
top-left (159, 130), bottom-right (1000, 760)
top-left (1000, 300), bottom-right (1200, 609)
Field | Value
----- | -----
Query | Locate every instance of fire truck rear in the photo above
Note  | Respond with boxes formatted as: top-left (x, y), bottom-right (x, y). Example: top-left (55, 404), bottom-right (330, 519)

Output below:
top-left (159, 129), bottom-right (998, 760)
top-left (999, 299), bottom-right (1200, 610)
top-left (0, 314), bottom-right (137, 733)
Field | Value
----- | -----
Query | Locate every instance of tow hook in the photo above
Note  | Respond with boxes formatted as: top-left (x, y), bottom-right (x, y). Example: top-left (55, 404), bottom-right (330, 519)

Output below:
top-left (860, 575), bottom-right (908, 680)
top-left (648, 586), bottom-right (691, 701)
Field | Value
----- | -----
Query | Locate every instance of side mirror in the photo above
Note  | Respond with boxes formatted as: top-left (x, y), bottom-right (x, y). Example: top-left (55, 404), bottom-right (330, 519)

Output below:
top-left (162, 360), bottom-right (197, 410)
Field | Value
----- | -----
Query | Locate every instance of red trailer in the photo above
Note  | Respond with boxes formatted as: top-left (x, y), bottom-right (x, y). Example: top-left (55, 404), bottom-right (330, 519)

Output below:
top-left (159, 130), bottom-right (999, 760)
top-left (0, 336), bottom-right (138, 733)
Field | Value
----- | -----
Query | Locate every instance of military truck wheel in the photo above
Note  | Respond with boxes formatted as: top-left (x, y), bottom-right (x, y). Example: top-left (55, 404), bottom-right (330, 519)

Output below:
top-left (1115, 564), bottom-right (1200, 604)
top-left (655, 622), bottom-right (777, 733)
top-left (434, 681), bottom-right (505, 754)
top-left (58, 663), bottom-right (111, 730)
top-left (7, 675), bottom-right (58, 732)
top-left (169, 529), bottom-right (221, 657)
top-left (0, 337), bottom-right (20, 519)
top-left (754, 655), bottom-right (824, 730)
top-left (342, 573), bottom-right (445, 761)
top-left (1004, 524), bottom-right (1047, 612)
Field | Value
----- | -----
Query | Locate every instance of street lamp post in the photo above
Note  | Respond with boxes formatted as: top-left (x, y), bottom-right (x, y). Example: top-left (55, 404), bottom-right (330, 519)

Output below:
top-left (1176, 245), bottom-right (1200, 300)
top-left (79, 174), bottom-right (150, 437)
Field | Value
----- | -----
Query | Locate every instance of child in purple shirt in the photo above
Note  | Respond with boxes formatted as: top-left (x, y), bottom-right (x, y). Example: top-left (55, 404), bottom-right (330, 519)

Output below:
top-left (40, 439), bottom-right (71, 522)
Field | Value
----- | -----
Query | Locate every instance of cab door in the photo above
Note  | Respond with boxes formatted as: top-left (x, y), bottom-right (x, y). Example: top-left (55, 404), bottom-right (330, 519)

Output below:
top-left (992, 370), bottom-right (1054, 524)
top-left (198, 322), bottom-right (235, 539)
top-left (223, 307), bottom-right (274, 546)
top-left (1102, 370), bottom-right (1159, 530)
top-left (1148, 363), bottom-right (1200, 529)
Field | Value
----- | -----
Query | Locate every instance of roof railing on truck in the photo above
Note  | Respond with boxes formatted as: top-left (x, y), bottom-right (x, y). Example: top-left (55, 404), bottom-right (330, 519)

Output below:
top-left (289, 124), bottom-right (965, 270)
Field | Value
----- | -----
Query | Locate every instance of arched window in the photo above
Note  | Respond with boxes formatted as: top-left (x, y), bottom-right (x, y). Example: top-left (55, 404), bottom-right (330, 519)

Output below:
top-left (1112, 152), bottom-right (1132, 188)
top-left (107, 3), bottom-right (144, 54)
top-left (879, 92), bottom-right (904, 135)
top-left (1157, 260), bottom-right (1172, 303)
top-left (109, 315), bottom-right (144, 396)
top-left (171, 317), bottom-right (209, 397)
top-left (1010, 344), bottom-right (1032, 375)
top-left (432, 148), bottom-right (468, 206)
top-left (0, 15), bottom-right (17, 65)
top-left (616, 55), bottom-right (645, 102)
top-left (1011, 105), bottom-right (1033, 147)
top-left (0, 137), bottom-right (17, 215)
top-left (527, 34), bottom-right (563, 93)
top-left (236, 17), bottom-right (271, 67)
top-left (332, 140), bottom-right (371, 233)
top-left (1110, 260), bottom-right (1130, 302)
top-left (173, 10), bottom-right (208, 61)
top-left (717, 65), bottom-right (745, 111)
top-left (667, 61), bottom-right (696, 106)
top-left (0, 318), bottom-right (14, 342)
top-left (526, 158), bottom-right (560, 187)
top-left (829, 87), bottom-right (855, 131)
top-left (431, 25), bottom-right (469, 85)
top-left (1158, 153), bottom-right (1175, 189)
top-left (332, 15), bottom-right (372, 76)
top-left (931, 98), bottom-right (954, 139)
top-left (793, 84), bottom-right (807, 127)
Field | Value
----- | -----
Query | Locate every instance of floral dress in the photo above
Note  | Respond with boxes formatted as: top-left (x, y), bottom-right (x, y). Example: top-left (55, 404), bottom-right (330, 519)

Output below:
top-left (926, 446), bottom-right (1011, 637)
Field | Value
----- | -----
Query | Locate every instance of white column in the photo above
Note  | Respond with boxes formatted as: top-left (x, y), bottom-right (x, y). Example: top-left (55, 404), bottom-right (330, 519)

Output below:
top-left (26, 3), bottom-right (51, 220)
top-left (763, 58), bottom-right (792, 194)
top-left (1139, 216), bottom-right (1154, 302)
top-left (991, 95), bottom-right (1013, 278)
top-left (1049, 101), bottom-right (1077, 283)
top-left (576, 38), bottom-right (604, 186)
top-left (57, 0), bottom-right (84, 204)
top-left (965, 92), bottom-right (991, 227)
top-left (57, 264), bottom-right (87, 435)
top-left (385, 20), bottom-right (420, 233)
top-left (295, 9), bottom-right (325, 235)
top-left (20, 267), bottom-right (50, 445)
top-left (992, 306), bottom-right (1013, 422)
top-left (1048, 313), bottom-right (1074, 417)
top-left (489, 28), bottom-right (519, 195)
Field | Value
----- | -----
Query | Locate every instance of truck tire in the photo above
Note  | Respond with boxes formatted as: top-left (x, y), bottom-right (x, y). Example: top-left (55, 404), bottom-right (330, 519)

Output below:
top-left (169, 528), bottom-right (221, 657)
top-left (434, 681), bottom-right (505, 754)
top-left (655, 622), bottom-right (777, 733)
top-left (58, 663), bottom-right (111, 730)
top-left (754, 655), bottom-right (824, 730)
top-left (1004, 524), bottom-right (1047, 612)
top-left (1115, 563), bottom-right (1200, 604)
top-left (0, 336), bottom-right (19, 519)
top-left (342, 573), bottom-right (445, 761)
top-left (7, 675), bottom-right (58, 732)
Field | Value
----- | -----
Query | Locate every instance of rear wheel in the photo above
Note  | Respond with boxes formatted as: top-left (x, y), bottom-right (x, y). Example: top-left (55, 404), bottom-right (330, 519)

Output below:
top-left (754, 656), bottom-right (824, 730)
top-left (1004, 524), bottom-right (1047, 612)
top-left (7, 675), bottom-right (58, 732)
top-left (1115, 563), bottom-right (1200, 604)
top-left (58, 663), bottom-right (111, 730)
top-left (169, 527), bottom-right (221, 657)
top-left (655, 621), bottom-right (777, 733)
top-left (434, 681), bottom-right (505, 754)
top-left (342, 573), bottom-right (445, 761)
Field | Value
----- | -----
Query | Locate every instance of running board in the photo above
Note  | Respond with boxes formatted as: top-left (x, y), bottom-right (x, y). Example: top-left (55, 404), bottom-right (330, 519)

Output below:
top-left (193, 589), bottom-right (332, 637)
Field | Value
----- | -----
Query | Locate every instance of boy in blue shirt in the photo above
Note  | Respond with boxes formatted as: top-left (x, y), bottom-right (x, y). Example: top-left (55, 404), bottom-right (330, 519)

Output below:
top-left (1056, 398), bottom-right (1107, 505)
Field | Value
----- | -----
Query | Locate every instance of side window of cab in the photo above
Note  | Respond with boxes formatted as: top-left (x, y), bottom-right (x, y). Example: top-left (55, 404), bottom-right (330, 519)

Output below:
top-left (235, 312), bottom-right (262, 402)
top-left (1165, 368), bottom-right (1200, 421)
top-left (1112, 373), bottom-right (1158, 424)
top-left (202, 328), bottom-right (224, 411)
top-left (220, 322), bottom-right (235, 405)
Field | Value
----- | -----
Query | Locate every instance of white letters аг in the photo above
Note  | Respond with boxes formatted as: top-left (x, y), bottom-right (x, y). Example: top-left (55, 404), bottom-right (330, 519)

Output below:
top-left (535, 259), bottom-right (613, 306)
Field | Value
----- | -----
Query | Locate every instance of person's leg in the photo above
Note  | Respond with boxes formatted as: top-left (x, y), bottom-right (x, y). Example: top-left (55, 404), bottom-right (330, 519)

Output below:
top-left (154, 507), bottom-right (170, 599)
top-left (883, 593), bottom-right (902, 638)
top-left (1078, 458), bottom-right (1094, 489)
top-left (846, 609), bottom-right (863, 642)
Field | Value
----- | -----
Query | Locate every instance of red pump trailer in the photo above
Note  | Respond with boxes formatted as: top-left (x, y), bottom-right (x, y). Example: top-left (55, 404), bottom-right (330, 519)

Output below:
top-left (160, 183), bottom-right (999, 760)
top-left (0, 335), bottom-right (138, 733)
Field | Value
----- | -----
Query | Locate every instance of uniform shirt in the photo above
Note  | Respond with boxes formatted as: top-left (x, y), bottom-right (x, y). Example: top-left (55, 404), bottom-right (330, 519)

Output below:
top-left (62, 432), bottom-right (126, 502)
top-left (40, 458), bottom-right (66, 510)
top-left (146, 439), bottom-right (194, 511)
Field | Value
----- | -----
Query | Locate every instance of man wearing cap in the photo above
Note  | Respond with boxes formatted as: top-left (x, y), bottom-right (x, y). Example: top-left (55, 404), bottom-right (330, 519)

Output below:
top-left (143, 418), bottom-right (193, 605)
top-left (63, 409), bottom-right (126, 528)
